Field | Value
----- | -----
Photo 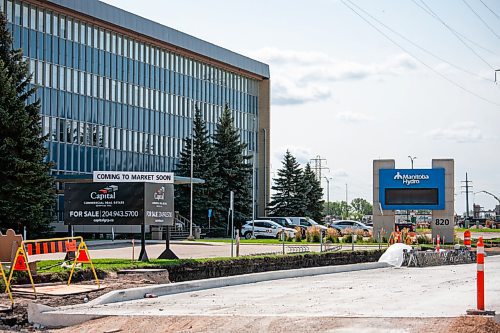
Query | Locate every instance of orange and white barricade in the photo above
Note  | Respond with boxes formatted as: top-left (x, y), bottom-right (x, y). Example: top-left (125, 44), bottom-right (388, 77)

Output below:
top-left (7, 236), bottom-right (99, 297)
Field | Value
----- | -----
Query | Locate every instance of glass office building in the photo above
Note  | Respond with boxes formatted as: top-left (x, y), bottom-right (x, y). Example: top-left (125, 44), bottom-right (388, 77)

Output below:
top-left (1, 0), bottom-right (271, 228)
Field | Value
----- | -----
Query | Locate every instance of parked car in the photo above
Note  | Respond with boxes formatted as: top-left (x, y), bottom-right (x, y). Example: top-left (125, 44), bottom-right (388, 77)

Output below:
top-left (258, 216), bottom-right (294, 229)
top-left (240, 220), bottom-right (296, 240)
top-left (284, 217), bottom-right (328, 237)
top-left (329, 220), bottom-right (373, 236)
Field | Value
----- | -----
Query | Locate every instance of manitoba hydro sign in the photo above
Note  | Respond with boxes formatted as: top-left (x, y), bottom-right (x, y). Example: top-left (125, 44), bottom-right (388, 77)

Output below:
top-left (64, 172), bottom-right (174, 226)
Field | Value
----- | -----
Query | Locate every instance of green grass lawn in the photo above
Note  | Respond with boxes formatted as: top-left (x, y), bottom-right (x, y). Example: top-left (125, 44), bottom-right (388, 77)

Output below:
top-left (196, 238), bottom-right (385, 246)
top-left (416, 228), bottom-right (500, 233)
top-left (455, 228), bottom-right (500, 233)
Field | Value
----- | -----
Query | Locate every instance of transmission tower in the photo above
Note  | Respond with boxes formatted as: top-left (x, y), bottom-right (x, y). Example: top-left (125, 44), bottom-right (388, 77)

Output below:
top-left (310, 155), bottom-right (329, 182)
top-left (461, 172), bottom-right (473, 219)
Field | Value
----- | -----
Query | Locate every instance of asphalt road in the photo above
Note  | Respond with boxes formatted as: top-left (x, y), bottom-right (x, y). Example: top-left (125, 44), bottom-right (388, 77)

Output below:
top-left (55, 255), bottom-right (500, 318)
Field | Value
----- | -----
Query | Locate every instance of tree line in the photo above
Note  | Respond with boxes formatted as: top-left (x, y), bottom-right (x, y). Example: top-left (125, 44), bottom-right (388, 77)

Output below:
top-left (266, 151), bottom-right (324, 221)
top-left (324, 198), bottom-right (373, 221)
top-left (175, 105), bottom-right (252, 229)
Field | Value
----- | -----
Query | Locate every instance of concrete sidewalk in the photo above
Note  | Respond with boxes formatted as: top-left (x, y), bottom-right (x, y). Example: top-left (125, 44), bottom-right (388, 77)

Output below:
top-left (28, 261), bottom-right (391, 327)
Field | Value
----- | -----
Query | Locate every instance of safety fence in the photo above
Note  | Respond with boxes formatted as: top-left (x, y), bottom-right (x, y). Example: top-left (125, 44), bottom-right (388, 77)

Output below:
top-left (6, 236), bottom-right (99, 301)
top-left (402, 247), bottom-right (475, 267)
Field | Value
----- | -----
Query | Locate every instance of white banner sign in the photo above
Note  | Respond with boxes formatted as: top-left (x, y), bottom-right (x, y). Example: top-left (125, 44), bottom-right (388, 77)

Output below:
top-left (93, 171), bottom-right (174, 183)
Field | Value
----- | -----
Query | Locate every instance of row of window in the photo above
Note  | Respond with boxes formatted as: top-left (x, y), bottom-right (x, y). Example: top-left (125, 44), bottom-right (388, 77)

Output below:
top-left (42, 115), bottom-right (257, 157)
top-left (47, 142), bottom-right (178, 174)
top-left (27, 58), bottom-right (258, 118)
top-left (43, 116), bottom-right (185, 157)
top-left (36, 87), bottom-right (257, 143)
top-left (3, 0), bottom-right (259, 95)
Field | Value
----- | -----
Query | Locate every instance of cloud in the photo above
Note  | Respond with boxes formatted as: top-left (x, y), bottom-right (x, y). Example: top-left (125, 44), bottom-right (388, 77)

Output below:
top-left (332, 169), bottom-right (349, 178)
top-left (426, 122), bottom-right (483, 143)
top-left (250, 48), bottom-right (418, 106)
top-left (336, 111), bottom-right (372, 122)
top-left (272, 146), bottom-right (318, 166)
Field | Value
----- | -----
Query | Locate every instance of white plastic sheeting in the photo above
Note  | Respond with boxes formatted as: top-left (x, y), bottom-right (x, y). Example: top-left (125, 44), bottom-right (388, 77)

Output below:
top-left (378, 243), bottom-right (413, 267)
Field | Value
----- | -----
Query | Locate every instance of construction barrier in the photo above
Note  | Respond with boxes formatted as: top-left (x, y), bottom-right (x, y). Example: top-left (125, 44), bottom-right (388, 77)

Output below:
top-left (476, 237), bottom-right (485, 311)
top-left (7, 236), bottom-right (99, 297)
top-left (1, 262), bottom-right (13, 306)
top-left (464, 230), bottom-right (471, 250)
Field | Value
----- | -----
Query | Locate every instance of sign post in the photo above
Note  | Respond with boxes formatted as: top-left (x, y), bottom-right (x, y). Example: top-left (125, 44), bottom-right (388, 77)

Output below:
top-left (230, 191), bottom-right (234, 257)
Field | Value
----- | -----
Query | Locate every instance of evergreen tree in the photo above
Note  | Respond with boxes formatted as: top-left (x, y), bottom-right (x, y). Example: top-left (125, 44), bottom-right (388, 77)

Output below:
top-left (0, 12), bottom-right (55, 236)
top-left (300, 163), bottom-right (324, 221)
top-left (213, 104), bottom-right (252, 227)
top-left (267, 151), bottom-right (304, 216)
top-left (175, 106), bottom-right (221, 228)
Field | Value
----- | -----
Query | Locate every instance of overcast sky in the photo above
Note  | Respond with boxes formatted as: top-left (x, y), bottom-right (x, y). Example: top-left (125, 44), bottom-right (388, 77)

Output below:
top-left (102, 0), bottom-right (500, 214)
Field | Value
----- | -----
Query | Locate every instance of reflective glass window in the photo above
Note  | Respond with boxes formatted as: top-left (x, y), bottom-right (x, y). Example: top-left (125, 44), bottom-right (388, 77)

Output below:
top-left (30, 7), bottom-right (35, 29)
top-left (14, 2), bottom-right (20, 25)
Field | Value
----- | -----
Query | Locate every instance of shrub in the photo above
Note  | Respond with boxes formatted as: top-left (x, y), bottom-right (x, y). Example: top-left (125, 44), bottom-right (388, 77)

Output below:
top-left (416, 234), bottom-right (431, 244)
top-left (355, 230), bottom-right (365, 243)
top-left (306, 226), bottom-right (321, 243)
top-left (294, 226), bottom-right (302, 242)
top-left (343, 234), bottom-right (353, 243)
top-left (325, 228), bottom-right (340, 242)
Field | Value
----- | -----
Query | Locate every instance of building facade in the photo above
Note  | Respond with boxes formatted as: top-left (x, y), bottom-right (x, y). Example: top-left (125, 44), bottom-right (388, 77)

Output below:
top-left (1, 0), bottom-right (270, 229)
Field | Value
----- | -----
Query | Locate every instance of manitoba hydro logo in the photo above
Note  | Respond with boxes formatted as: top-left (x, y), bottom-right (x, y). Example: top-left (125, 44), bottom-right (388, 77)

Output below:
top-left (91, 185), bottom-right (118, 200)
top-left (393, 172), bottom-right (429, 186)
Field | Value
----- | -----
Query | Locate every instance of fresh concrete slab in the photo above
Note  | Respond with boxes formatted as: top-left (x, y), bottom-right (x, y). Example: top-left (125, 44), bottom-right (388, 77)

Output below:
top-left (32, 256), bottom-right (500, 328)
top-left (12, 284), bottom-right (104, 296)
top-left (29, 261), bottom-right (390, 327)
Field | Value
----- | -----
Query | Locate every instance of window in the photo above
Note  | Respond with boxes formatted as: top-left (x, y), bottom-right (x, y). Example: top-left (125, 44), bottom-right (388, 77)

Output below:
top-left (6, 1), bottom-right (12, 22)
top-left (37, 9), bottom-right (43, 31)
top-left (45, 12), bottom-right (52, 34)
top-left (14, 2), bottom-right (20, 25)
top-left (52, 14), bottom-right (58, 37)
top-left (74, 20), bottom-right (79, 42)
top-left (59, 16), bottom-right (65, 38)
top-left (30, 7), bottom-right (35, 29)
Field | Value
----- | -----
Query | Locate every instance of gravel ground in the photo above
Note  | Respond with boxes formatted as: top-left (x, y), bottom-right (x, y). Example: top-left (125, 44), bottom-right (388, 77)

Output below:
top-left (48, 315), bottom-right (499, 333)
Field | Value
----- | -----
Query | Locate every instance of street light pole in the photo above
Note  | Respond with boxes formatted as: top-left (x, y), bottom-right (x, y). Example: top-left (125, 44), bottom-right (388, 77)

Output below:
top-left (408, 155), bottom-right (416, 169)
top-left (407, 156), bottom-right (417, 224)
top-left (251, 117), bottom-right (257, 239)
top-left (324, 177), bottom-right (331, 216)
top-left (188, 102), bottom-right (195, 240)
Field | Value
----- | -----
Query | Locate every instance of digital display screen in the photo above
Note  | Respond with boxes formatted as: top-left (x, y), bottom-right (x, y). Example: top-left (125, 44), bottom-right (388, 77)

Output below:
top-left (385, 188), bottom-right (438, 205)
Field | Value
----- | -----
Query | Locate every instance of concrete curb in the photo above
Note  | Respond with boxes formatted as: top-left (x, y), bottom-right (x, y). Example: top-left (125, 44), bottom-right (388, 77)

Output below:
top-left (29, 261), bottom-right (390, 328)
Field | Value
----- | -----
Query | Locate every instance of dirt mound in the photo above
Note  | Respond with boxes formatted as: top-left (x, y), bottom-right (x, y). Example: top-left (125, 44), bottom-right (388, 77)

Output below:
top-left (447, 315), bottom-right (500, 333)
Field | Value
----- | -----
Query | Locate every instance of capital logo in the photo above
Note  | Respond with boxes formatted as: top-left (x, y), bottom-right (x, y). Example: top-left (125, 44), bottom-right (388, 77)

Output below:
top-left (91, 185), bottom-right (118, 200)
top-left (154, 186), bottom-right (165, 200)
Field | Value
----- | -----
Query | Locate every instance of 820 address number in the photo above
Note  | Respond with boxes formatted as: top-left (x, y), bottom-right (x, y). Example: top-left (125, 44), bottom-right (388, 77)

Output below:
top-left (435, 218), bottom-right (450, 226)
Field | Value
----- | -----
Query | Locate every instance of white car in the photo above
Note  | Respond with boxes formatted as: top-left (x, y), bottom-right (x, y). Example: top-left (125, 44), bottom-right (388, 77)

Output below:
top-left (240, 220), bottom-right (296, 239)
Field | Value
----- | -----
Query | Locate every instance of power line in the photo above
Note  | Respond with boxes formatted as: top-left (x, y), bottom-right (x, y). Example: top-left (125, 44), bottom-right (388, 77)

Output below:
top-left (412, 0), bottom-right (499, 56)
top-left (462, 0), bottom-right (500, 39)
top-left (414, 0), bottom-right (496, 70)
top-left (340, 0), bottom-right (500, 107)
top-left (345, 0), bottom-right (492, 82)
top-left (479, 0), bottom-right (500, 21)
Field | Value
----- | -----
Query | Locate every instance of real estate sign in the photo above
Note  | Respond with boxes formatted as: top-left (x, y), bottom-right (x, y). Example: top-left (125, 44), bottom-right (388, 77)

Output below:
top-left (64, 182), bottom-right (174, 226)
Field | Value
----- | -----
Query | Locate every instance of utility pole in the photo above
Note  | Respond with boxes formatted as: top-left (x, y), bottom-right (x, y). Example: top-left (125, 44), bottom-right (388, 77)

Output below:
top-left (310, 155), bottom-right (329, 183)
top-left (461, 173), bottom-right (473, 225)
top-left (345, 183), bottom-right (348, 219)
